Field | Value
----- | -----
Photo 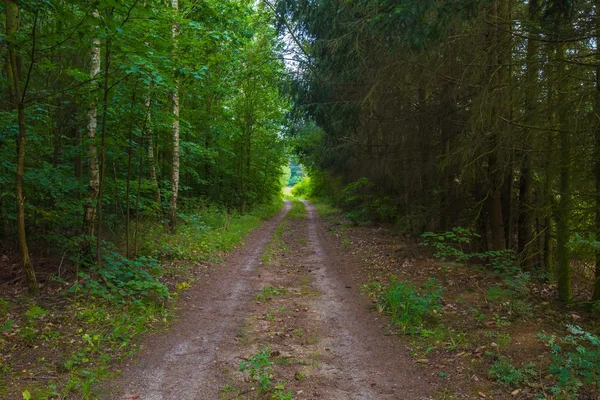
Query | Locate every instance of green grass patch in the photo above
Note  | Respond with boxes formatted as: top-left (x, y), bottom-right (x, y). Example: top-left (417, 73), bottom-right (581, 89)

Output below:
top-left (288, 199), bottom-right (306, 219)
top-left (140, 198), bottom-right (284, 261)
top-left (362, 277), bottom-right (442, 334)
top-left (254, 286), bottom-right (287, 301)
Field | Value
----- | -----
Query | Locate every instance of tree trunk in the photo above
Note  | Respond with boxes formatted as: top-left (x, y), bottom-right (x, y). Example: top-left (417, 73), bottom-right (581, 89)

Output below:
top-left (83, 10), bottom-right (101, 250)
top-left (169, 0), bottom-right (180, 231)
top-left (518, 0), bottom-right (540, 269)
top-left (485, 0), bottom-right (509, 251)
top-left (96, 30), bottom-right (112, 269)
top-left (145, 96), bottom-right (161, 205)
top-left (5, 0), bottom-right (39, 295)
top-left (593, 30), bottom-right (600, 301)
top-left (488, 190), bottom-right (506, 251)
top-left (556, 41), bottom-right (572, 302)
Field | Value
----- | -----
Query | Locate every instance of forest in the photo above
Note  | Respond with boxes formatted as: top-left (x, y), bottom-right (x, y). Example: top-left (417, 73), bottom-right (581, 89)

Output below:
top-left (0, 0), bottom-right (288, 293)
top-left (282, 0), bottom-right (600, 304)
top-left (2, 0), bottom-right (600, 398)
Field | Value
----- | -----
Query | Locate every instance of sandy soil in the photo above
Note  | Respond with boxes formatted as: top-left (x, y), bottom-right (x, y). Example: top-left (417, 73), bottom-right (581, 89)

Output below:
top-left (106, 201), bottom-right (438, 399)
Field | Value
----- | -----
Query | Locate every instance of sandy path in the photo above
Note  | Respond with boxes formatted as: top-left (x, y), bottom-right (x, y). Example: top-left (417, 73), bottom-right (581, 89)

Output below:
top-left (107, 202), bottom-right (292, 399)
top-left (106, 201), bottom-right (437, 399)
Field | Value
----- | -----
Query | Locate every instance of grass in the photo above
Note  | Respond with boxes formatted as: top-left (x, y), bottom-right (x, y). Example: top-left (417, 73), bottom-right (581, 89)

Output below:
top-left (288, 199), bottom-right (307, 219)
top-left (254, 286), bottom-right (286, 301)
top-left (312, 202), bottom-right (338, 218)
top-left (140, 198), bottom-right (284, 261)
top-left (1, 198), bottom-right (285, 399)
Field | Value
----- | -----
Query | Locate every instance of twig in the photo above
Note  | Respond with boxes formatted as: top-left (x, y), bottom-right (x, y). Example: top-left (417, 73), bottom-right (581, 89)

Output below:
top-left (58, 250), bottom-right (67, 278)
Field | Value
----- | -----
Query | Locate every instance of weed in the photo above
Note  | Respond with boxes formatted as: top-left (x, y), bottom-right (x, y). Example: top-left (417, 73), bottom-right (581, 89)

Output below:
top-left (21, 326), bottom-right (37, 347)
top-left (472, 308), bottom-right (485, 325)
top-left (434, 388), bottom-right (459, 399)
top-left (492, 313), bottom-right (511, 328)
top-left (293, 328), bottom-right (304, 337)
top-left (288, 200), bottom-right (307, 219)
top-left (25, 305), bottom-right (48, 319)
top-left (254, 286), bottom-right (285, 301)
top-left (239, 348), bottom-right (293, 398)
top-left (486, 286), bottom-right (515, 303)
top-left (488, 356), bottom-right (536, 387)
top-left (539, 325), bottom-right (600, 398)
top-left (364, 277), bottom-right (442, 334)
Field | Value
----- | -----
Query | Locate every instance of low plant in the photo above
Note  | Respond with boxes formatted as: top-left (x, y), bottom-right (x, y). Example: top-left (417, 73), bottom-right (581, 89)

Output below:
top-left (539, 325), bottom-right (600, 398)
top-left (364, 277), bottom-right (442, 334)
top-left (488, 356), bottom-right (536, 386)
top-left (239, 347), bottom-right (293, 398)
top-left (69, 252), bottom-right (169, 304)
top-left (254, 286), bottom-right (284, 302)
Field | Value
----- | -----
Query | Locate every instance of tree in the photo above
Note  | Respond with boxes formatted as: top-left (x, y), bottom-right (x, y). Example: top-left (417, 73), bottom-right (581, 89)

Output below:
top-left (169, 0), bottom-right (180, 230)
top-left (4, 0), bottom-right (39, 295)
top-left (83, 9), bottom-right (101, 255)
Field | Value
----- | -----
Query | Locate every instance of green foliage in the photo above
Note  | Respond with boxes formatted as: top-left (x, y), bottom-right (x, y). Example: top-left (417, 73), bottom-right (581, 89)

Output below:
top-left (539, 326), bottom-right (600, 398)
top-left (69, 253), bottom-right (169, 303)
top-left (291, 177), bottom-right (312, 198)
top-left (239, 347), bottom-right (293, 398)
top-left (420, 228), bottom-right (531, 296)
top-left (141, 198), bottom-right (283, 261)
top-left (420, 227), bottom-right (475, 263)
top-left (363, 277), bottom-right (442, 334)
top-left (254, 286), bottom-right (284, 302)
top-left (488, 356), bottom-right (536, 387)
top-left (341, 178), bottom-right (397, 225)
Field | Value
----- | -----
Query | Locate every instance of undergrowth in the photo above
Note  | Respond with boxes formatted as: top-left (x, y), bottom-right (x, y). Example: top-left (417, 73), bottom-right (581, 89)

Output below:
top-left (1, 198), bottom-right (284, 399)
top-left (238, 347), bottom-right (294, 399)
top-left (362, 277), bottom-right (442, 334)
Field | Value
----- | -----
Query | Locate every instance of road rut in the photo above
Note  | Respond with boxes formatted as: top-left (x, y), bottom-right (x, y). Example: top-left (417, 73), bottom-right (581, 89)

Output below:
top-left (108, 201), bottom-right (437, 399)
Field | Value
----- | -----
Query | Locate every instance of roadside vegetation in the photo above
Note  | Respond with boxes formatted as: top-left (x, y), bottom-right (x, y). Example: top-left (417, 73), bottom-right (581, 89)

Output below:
top-left (0, 0), bottom-right (289, 398)
top-left (313, 197), bottom-right (600, 399)
top-left (0, 199), bottom-right (284, 399)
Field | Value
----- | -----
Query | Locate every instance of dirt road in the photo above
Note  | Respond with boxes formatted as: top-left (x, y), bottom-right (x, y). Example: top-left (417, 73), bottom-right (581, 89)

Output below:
top-left (107, 201), bottom-right (437, 399)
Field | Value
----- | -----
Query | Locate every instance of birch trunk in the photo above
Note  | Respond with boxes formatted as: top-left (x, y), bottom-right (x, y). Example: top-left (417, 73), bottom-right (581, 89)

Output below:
top-left (83, 10), bottom-right (101, 245)
top-left (170, 0), bottom-right (180, 230)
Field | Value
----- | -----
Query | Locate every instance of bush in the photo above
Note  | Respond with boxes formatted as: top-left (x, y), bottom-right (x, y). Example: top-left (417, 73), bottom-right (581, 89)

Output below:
top-left (341, 177), bottom-right (397, 225)
top-left (488, 356), bottom-right (536, 386)
top-left (69, 252), bottom-right (169, 303)
top-left (291, 177), bottom-right (312, 198)
top-left (540, 325), bottom-right (600, 398)
top-left (364, 277), bottom-right (442, 334)
top-left (420, 228), bottom-right (531, 295)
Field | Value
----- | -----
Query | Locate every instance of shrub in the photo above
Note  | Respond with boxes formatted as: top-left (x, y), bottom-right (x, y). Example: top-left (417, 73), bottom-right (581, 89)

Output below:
top-left (420, 228), bottom-right (531, 295)
top-left (540, 325), bottom-right (600, 398)
top-left (69, 252), bottom-right (169, 303)
top-left (488, 356), bottom-right (536, 386)
top-left (291, 177), bottom-right (312, 198)
top-left (341, 177), bottom-right (397, 225)
top-left (365, 277), bottom-right (442, 334)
